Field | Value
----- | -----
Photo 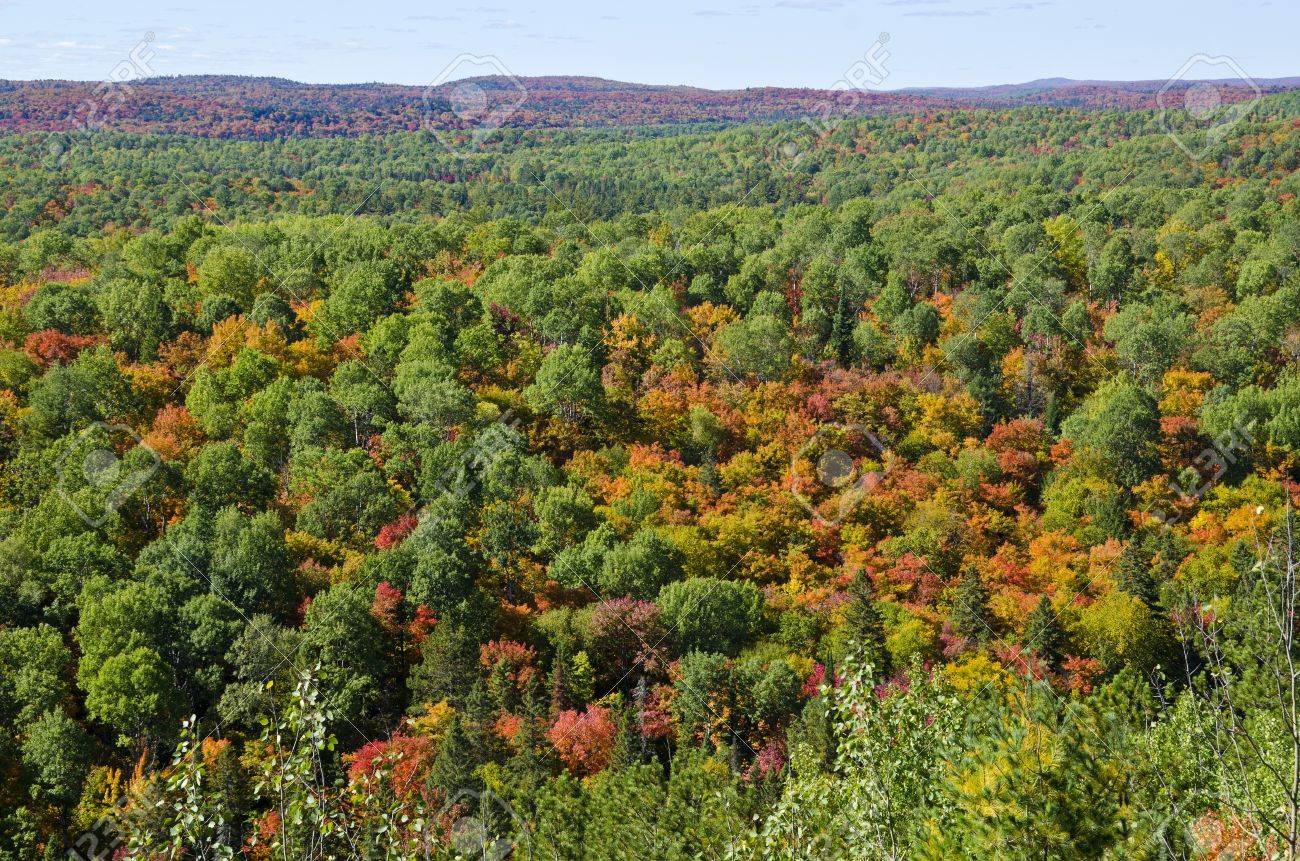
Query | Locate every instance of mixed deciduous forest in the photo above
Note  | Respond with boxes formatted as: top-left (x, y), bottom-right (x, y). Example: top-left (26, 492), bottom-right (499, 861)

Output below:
top-left (4, 82), bottom-right (1300, 860)
top-left (0, 74), bottom-right (1291, 138)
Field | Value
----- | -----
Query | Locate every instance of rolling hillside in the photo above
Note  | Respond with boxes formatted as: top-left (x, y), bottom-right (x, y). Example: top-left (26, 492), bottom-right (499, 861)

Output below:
top-left (0, 73), bottom-right (1293, 138)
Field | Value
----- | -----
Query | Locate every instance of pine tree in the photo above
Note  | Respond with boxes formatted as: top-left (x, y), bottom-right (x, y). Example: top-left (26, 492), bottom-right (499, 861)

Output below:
top-left (428, 715), bottom-right (478, 796)
top-left (844, 570), bottom-right (891, 678)
top-left (1116, 538), bottom-right (1159, 607)
top-left (549, 638), bottom-right (571, 716)
top-left (1025, 594), bottom-right (1064, 667)
top-left (505, 687), bottom-right (553, 811)
top-left (1090, 666), bottom-right (1156, 733)
top-left (1149, 528), bottom-right (1183, 584)
top-left (1044, 391), bottom-right (1060, 432)
top-left (488, 659), bottom-right (519, 714)
top-left (787, 691), bottom-right (837, 773)
top-left (832, 289), bottom-right (857, 367)
top-left (606, 700), bottom-right (641, 772)
top-left (409, 622), bottom-right (480, 710)
top-left (631, 676), bottom-right (650, 762)
top-left (1230, 538), bottom-right (1256, 580)
top-left (699, 456), bottom-right (720, 492)
top-left (951, 564), bottom-right (993, 643)
top-left (463, 680), bottom-right (503, 767)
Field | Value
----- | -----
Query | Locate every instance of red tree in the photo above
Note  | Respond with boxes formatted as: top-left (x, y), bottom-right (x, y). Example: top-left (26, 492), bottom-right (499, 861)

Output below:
top-left (548, 705), bottom-right (617, 776)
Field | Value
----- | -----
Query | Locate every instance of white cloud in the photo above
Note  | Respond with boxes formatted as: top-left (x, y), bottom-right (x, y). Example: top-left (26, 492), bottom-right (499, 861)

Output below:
top-left (774, 0), bottom-right (844, 10)
top-left (904, 8), bottom-right (988, 16)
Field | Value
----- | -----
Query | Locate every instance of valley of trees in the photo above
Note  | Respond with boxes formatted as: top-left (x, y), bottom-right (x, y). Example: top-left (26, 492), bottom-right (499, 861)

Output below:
top-left (3, 89), bottom-right (1300, 859)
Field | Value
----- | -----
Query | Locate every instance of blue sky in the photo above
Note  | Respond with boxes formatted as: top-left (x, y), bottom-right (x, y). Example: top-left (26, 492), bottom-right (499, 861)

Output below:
top-left (0, 0), bottom-right (1293, 89)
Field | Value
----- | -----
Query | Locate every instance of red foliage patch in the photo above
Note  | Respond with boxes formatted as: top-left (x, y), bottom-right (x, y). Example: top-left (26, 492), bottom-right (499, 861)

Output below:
top-left (408, 605), bottom-right (438, 644)
top-left (585, 598), bottom-right (667, 684)
top-left (802, 663), bottom-right (826, 697)
top-left (639, 684), bottom-right (674, 740)
top-left (345, 732), bottom-right (433, 796)
top-left (370, 582), bottom-right (404, 634)
top-left (1060, 655), bottom-right (1104, 695)
top-left (548, 705), bottom-right (617, 776)
top-left (480, 640), bottom-right (539, 689)
top-left (375, 512), bottom-right (418, 550)
top-left (746, 738), bottom-right (786, 781)
top-left (23, 329), bottom-right (104, 367)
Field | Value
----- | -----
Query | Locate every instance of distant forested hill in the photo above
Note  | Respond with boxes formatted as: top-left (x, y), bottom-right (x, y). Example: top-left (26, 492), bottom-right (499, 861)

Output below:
top-left (0, 73), bottom-right (1293, 138)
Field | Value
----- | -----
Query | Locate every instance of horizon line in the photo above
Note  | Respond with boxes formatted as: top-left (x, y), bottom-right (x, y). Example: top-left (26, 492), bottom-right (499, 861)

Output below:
top-left (2, 71), bottom-right (1297, 94)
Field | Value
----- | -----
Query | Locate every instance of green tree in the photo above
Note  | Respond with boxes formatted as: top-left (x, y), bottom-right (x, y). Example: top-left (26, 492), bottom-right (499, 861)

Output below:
top-left (1088, 233), bottom-right (1135, 300)
top-left (328, 360), bottom-right (395, 444)
top-left (83, 646), bottom-right (179, 745)
top-left (298, 583), bottom-right (391, 738)
top-left (656, 578), bottom-right (764, 656)
top-left (598, 528), bottom-right (683, 599)
top-left (843, 570), bottom-right (891, 675)
top-left (293, 449), bottom-right (400, 546)
top-left (923, 689), bottom-right (1136, 860)
top-left (951, 564), bottom-right (994, 645)
top-left (0, 624), bottom-right (73, 726)
top-left (196, 244), bottom-right (261, 307)
top-left (209, 507), bottom-right (294, 612)
top-left (749, 656), bottom-right (961, 860)
top-left (1101, 296), bottom-right (1194, 384)
top-left (393, 361), bottom-right (476, 428)
top-left (1060, 379), bottom-right (1161, 487)
top-left (312, 261), bottom-right (401, 341)
top-left (429, 716), bottom-right (480, 800)
top-left (712, 314), bottom-right (793, 381)
top-left (525, 343), bottom-right (606, 422)
top-left (22, 709), bottom-right (91, 805)
top-left (25, 346), bottom-right (130, 438)
top-left (410, 623), bottom-right (482, 710)
top-left (97, 278), bottom-right (173, 361)
top-left (1024, 595), bottom-right (1064, 667)
top-left (185, 442), bottom-right (277, 512)
top-left (533, 484), bottom-right (598, 557)
top-left (25, 282), bottom-right (99, 334)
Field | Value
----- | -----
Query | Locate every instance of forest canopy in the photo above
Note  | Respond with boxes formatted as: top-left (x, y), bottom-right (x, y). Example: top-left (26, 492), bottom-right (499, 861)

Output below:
top-left (3, 89), bottom-right (1300, 859)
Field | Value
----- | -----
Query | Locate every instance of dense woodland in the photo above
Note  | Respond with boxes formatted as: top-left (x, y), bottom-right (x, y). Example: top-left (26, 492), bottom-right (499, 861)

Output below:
top-left (5, 93), bottom-right (1300, 242)
top-left (0, 74), bottom-right (1287, 139)
top-left (3, 89), bottom-right (1300, 859)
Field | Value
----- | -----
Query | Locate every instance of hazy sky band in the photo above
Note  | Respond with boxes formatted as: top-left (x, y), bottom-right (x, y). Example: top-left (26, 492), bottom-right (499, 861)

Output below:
top-left (0, 0), bottom-right (1292, 90)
